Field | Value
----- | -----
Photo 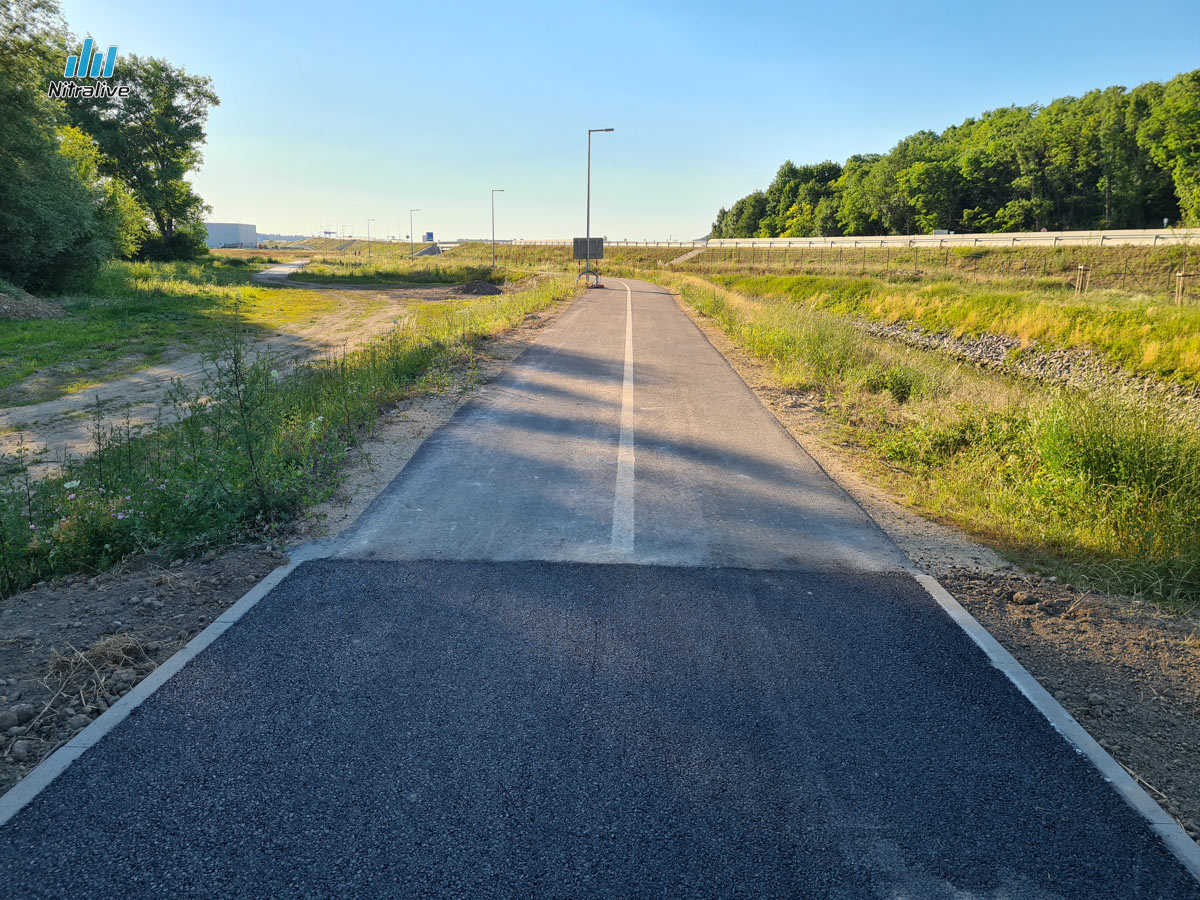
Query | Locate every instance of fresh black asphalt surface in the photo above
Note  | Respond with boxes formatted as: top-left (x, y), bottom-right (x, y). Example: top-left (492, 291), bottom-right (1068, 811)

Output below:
top-left (4, 560), bottom-right (1197, 899)
top-left (1, 279), bottom-right (1197, 898)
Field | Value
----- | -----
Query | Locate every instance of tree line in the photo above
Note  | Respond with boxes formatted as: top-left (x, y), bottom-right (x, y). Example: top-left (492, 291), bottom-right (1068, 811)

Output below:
top-left (0, 0), bottom-right (219, 290)
top-left (711, 70), bottom-right (1200, 239)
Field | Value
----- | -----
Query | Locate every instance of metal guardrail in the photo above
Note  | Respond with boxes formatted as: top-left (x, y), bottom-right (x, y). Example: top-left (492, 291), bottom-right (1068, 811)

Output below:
top-left (507, 239), bottom-right (707, 248)
top-left (708, 228), bottom-right (1200, 249)
top-left (495, 229), bottom-right (1200, 249)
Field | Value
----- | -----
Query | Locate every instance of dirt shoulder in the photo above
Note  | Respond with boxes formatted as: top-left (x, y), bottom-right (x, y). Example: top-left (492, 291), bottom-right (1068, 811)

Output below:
top-left (674, 289), bottom-right (1200, 842)
top-left (0, 296), bottom-right (577, 794)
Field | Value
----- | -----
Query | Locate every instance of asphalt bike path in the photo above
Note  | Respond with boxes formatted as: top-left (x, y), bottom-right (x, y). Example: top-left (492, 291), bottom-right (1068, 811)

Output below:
top-left (0, 278), bottom-right (1196, 898)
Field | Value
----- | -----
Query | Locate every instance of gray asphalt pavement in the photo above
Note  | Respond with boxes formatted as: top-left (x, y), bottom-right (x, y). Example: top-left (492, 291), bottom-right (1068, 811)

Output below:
top-left (335, 279), bottom-right (905, 571)
top-left (1, 278), bottom-right (1197, 898)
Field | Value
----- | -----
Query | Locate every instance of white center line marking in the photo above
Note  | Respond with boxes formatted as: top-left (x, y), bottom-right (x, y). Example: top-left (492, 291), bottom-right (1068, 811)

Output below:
top-left (611, 280), bottom-right (635, 555)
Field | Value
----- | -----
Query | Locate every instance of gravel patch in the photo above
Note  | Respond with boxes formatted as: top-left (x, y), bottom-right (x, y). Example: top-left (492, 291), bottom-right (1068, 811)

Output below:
top-left (858, 318), bottom-right (1200, 414)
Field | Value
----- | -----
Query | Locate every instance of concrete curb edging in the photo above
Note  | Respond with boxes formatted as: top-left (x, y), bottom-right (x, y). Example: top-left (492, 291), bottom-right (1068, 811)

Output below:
top-left (0, 548), bottom-right (319, 829)
top-left (913, 572), bottom-right (1200, 883)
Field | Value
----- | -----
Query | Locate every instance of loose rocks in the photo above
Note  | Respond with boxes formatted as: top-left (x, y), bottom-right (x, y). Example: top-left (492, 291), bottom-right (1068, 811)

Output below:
top-left (455, 280), bottom-right (503, 297)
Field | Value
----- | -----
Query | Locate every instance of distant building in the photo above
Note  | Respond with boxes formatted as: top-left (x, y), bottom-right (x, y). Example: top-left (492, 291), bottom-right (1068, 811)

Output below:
top-left (205, 223), bottom-right (258, 249)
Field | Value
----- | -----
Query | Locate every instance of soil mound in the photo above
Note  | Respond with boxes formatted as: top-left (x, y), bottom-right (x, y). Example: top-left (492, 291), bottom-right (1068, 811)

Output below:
top-left (0, 285), bottom-right (63, 320)
top-left (455, 280), bottom-right (504, 296)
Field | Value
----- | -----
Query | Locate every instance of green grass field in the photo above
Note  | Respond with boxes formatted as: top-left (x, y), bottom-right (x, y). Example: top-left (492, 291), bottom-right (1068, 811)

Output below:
top-left (0, 258), bottom-right (339, 406)
top-left (683, 243), bottom-right (1200, 296)
top-left (280, 237), bottom-right (433, 256)
top-left (289, 257), bottom-right (509, 286)
top-left (704, 271), bottom-right (1200, 384)
top-left (447, 243), bottom-right (690, 271)
top-left (211, 248), bottom-right (311, 263)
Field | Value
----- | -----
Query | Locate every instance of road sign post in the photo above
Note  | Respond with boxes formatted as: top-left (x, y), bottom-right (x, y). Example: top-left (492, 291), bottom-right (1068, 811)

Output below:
top-left (584, 127), bottom-right (613, 285)
top-left (574, 237), bottom-right (604, 284)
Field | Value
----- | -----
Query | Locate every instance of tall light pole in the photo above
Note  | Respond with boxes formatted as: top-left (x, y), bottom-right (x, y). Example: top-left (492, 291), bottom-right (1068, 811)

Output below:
top-left (586, 128), bottom-right (614, 283)
top-left (409, 209), bottom-right (420, 260)
top-left (366, 218), bottom-right (374, 261)
top-left (491, 189), bottom-right (505, 268)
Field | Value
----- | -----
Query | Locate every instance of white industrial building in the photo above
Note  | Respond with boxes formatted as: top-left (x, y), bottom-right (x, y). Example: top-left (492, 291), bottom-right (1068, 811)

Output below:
top-left (204, 223), bottom-right (258, 249)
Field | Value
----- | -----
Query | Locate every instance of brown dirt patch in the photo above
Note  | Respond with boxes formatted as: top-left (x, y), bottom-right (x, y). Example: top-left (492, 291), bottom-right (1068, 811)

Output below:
top-left (454, 280), bottom-right (504, 297)
top-left (942, 568), bottom-right (1200, 840)
top-left (0, 286), bottom-right (63, 321)
top-left (673, 286), bottom-right (1200, 842)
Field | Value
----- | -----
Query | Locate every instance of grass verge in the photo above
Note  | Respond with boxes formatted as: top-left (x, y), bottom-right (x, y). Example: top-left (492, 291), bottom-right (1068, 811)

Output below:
top-left (667, 273), bottom-right (1200, 609)
top-left (705, 271), bottom-right (1200, 384)
top-left (684, 243), bottom-right (1200, 296)
top-left (0, 275), bottom-right (580, 597)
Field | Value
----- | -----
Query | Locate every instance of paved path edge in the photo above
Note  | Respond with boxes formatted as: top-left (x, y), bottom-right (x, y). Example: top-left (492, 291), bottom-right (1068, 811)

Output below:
top-left (0, 545), bottom-right (322, 828)
top-left (913, 572), bottom-right (1200, 883)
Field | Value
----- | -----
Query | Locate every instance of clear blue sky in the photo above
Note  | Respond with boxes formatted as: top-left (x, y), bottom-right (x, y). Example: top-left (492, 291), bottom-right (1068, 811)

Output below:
top-left (60, 0), bottom-right (1200, 240)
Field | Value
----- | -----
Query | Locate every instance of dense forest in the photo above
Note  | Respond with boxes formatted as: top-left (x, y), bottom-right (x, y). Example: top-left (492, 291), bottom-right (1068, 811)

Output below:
top-left (711, 71), bottom-right (1200, 239)
top-left (0, 0), bottom-right (218, 290)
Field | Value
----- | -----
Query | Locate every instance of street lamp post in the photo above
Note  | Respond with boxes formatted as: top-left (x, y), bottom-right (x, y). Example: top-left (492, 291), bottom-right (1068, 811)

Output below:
top-left (410, 209), bottom-right (420, 260)
top-left (366, 218), bottom-right (374, 261)
top-left (491, 189), bottom-right (505, 268)
top-left (586, 128), bottom-right (614, 284)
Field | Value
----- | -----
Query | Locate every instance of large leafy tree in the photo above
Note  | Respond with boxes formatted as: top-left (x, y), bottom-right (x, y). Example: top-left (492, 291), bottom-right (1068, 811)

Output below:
top-left (1138, 71), bottom-right (1200, 225)
top-left (68, 54), bottom-right (219, 257)
top-left (0, 0), bottom-right (131, 288)
top-left (715, 69), bottom-right (1196, 237)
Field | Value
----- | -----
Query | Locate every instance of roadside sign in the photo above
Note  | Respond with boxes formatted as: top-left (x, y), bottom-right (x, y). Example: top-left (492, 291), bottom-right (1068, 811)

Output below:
top-left (573, 237), bottom-right (604, 260)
